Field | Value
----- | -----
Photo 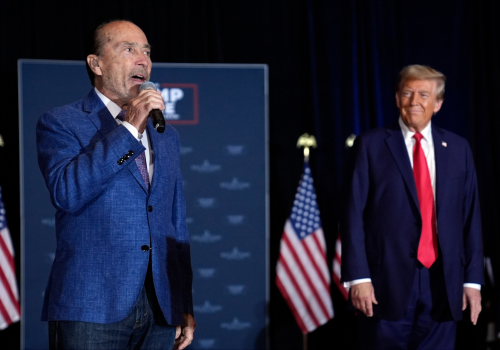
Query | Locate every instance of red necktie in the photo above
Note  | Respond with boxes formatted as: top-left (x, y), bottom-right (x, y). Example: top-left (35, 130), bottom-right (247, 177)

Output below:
top-left (413, 133), bottom-right (438, 268)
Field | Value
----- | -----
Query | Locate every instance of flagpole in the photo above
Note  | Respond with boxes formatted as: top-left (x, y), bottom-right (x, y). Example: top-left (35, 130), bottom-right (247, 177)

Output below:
top-left (297, 133), bottom-right (316, 350)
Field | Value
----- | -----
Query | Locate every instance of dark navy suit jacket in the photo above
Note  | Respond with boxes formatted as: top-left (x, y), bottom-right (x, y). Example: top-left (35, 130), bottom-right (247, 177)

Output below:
top-left (36, 89), bottom-right (193, 325)
top-left (340, 121), bottom-right (484, 321)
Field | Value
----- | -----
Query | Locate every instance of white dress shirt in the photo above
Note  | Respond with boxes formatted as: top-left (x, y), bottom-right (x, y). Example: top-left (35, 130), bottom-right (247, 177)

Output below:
top-left (345, 118), bottom-right (480, 290)
top-left (95, 88), bottom-right (154, 184)
top-left (399, 117), bottom-right (435, 198)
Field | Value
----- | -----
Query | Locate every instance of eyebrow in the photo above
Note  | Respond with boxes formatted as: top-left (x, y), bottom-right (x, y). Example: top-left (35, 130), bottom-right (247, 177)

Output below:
top-left (402, 89), bottom-right (430, 94)
top-left (120, 41), bottom-right (152, 49)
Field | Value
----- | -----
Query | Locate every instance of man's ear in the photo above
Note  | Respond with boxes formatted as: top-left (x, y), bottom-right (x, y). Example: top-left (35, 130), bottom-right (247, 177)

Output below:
top-left (86, 55), bottom-right (102, 76)
top-left (433, 99), bottom-right (443, 114)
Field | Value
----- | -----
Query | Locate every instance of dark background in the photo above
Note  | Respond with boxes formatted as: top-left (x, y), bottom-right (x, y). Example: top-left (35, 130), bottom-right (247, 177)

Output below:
top-left (1, 0), bottom-right (500, 348)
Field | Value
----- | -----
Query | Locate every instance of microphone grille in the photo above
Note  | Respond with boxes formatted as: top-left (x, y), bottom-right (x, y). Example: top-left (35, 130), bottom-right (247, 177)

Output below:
top-left (139, 81), bottom-right (157, 92)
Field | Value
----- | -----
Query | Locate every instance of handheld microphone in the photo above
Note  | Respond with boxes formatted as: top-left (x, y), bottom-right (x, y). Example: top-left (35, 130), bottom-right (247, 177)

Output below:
top-left (139, 81), bottom-right (166, 133)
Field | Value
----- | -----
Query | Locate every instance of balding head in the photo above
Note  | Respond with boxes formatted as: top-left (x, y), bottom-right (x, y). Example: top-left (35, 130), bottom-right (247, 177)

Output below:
top-left (86, 20), bottom-right (147, 86)
top-left (86, 20), bottom-right (151, 106)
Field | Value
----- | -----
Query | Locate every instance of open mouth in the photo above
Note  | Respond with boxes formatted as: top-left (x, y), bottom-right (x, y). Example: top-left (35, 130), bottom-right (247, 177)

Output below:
top-left (131, 74), bottom-right (146, 82)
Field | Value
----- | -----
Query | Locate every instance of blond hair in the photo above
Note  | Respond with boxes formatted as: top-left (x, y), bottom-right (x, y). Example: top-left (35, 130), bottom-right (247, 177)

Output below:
top-left (397, 65), bottom-right (446, 101)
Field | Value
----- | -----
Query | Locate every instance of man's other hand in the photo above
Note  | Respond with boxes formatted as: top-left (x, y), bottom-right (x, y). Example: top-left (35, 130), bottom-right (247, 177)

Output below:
top-left (463, 287), bottom-right (481, 325)
top-left (350, 282), bottom-right (378, 317)
top-left (174, 313), bottom-right (196, 350)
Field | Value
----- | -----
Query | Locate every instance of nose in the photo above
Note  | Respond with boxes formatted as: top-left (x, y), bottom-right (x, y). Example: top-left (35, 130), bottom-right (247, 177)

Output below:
top-left (135, 52), bottom-right (150, 68)
top-left (409, 93), bottom-right (419, 105)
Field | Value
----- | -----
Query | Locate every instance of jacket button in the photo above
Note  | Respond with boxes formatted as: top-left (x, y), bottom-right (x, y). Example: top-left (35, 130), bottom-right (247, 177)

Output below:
top-left (141, 245), bottom-right (150, 252)
top-left (410, 253), bottom-right (415, 258)
top-left (124, 154), bottom-right (130, 160)
top-left (117, 159), bottom-right (124, 165)
top-left (128, 150), bottom-right (134, 156)
top-left (148, 205), bottom-right (153, 212)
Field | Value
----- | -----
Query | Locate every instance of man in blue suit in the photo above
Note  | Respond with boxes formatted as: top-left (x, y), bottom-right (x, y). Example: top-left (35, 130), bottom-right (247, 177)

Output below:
top-left (340, 65), bottom-right (483, 349)
top-left (36, 20), bottom-right (195, 350)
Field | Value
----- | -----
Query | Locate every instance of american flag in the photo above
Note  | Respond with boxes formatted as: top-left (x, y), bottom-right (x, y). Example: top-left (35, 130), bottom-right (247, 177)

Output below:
top-left (276, 163), bottom-right (333, 333)
top-left (0, 185), bottom-right (20, 330)
top-left (332, 235), bottom-right (348, 300)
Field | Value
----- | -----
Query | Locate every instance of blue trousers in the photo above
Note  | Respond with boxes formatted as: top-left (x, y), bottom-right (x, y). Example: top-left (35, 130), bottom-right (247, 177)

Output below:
top-left (49, 286), bottom-right (176, 350)
top-left (49, 258), bottom-right (177, 350)
top-left (358, 264), bottom-right (457, 350)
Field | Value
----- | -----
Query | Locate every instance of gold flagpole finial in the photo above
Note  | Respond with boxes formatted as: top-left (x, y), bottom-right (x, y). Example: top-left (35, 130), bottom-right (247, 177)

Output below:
top-left (296, 133), bottom-right (317, 161)
top-left (0, 134), bottom-right (4, 148)
top-left (345, 134), bottom-right (356, 148)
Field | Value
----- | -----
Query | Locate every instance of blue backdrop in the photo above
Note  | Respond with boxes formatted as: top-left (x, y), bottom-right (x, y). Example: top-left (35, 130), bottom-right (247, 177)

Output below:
top-left (19, 60), bottom-right (268, 350)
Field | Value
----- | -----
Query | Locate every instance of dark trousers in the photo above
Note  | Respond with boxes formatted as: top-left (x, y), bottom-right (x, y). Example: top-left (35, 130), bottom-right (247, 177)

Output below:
top-left (359, 263), bottom-right (457, 350)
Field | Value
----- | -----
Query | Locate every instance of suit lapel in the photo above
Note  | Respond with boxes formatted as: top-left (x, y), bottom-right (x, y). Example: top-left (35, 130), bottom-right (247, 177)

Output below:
top-left (384, 123), bottom-right (420, 211)
top-left (83, 89), bottom-right (148, 193)
top-left (432, 124), bottom-right (448, 216)
top-left (83, 90), bottom-right (118, 137)
top-left (146, 119), bottom-right (159, 193)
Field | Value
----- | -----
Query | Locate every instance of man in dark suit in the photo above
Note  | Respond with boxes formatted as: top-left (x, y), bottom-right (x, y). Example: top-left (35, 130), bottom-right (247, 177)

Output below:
top-left (36, 20), bottom-right (195, 350)
top-left (340, 65), bottom-right (483, 349)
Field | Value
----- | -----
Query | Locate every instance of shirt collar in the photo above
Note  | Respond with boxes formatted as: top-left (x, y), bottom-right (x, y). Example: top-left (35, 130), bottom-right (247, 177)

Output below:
top-left (398, 117), bottom-right (433, 146)
top-left (94, 88), bottom-right (123, 119)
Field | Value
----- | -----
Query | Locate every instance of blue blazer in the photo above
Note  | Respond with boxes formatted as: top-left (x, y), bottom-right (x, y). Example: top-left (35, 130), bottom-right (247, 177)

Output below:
top-left (36, 89), bottom-right (193, 325)
top-left (339, 122), bottom-right (484, 321)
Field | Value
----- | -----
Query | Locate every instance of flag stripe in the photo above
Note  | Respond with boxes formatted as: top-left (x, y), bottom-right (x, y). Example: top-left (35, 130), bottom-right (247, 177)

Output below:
top-left (277, 259), bottom-right (317, 331)
top-left (279, 240), bottom-right (323, 325)
top-left (0, 266), bottom-right (19, 315)
top-left (311, 227), bottom-right (327, 255)
top-left (277, 253), bottom-right (320, 329)
top-left (0, 186), bottom-right (20, 330)
top-left (286, 227), bottom-right (330, 299)
top-left (287, 222), bottom-right (330, 291)
top-left (0, 299), bottom-right (13, 327)
top-left (305, 230), bottom-right (330, 287)
top-left (300, 236), bottom-right (332, 311)
top-left (0, 229), bottom-right (19, 311)
top-left (0, 232), bottom-right (18, 295)
top-left (275, 275), bottom-right (308, 333)
top-left (282, 229), bottom-right (331, 320)
top-left (0, 229), bottom-right (14, 256)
